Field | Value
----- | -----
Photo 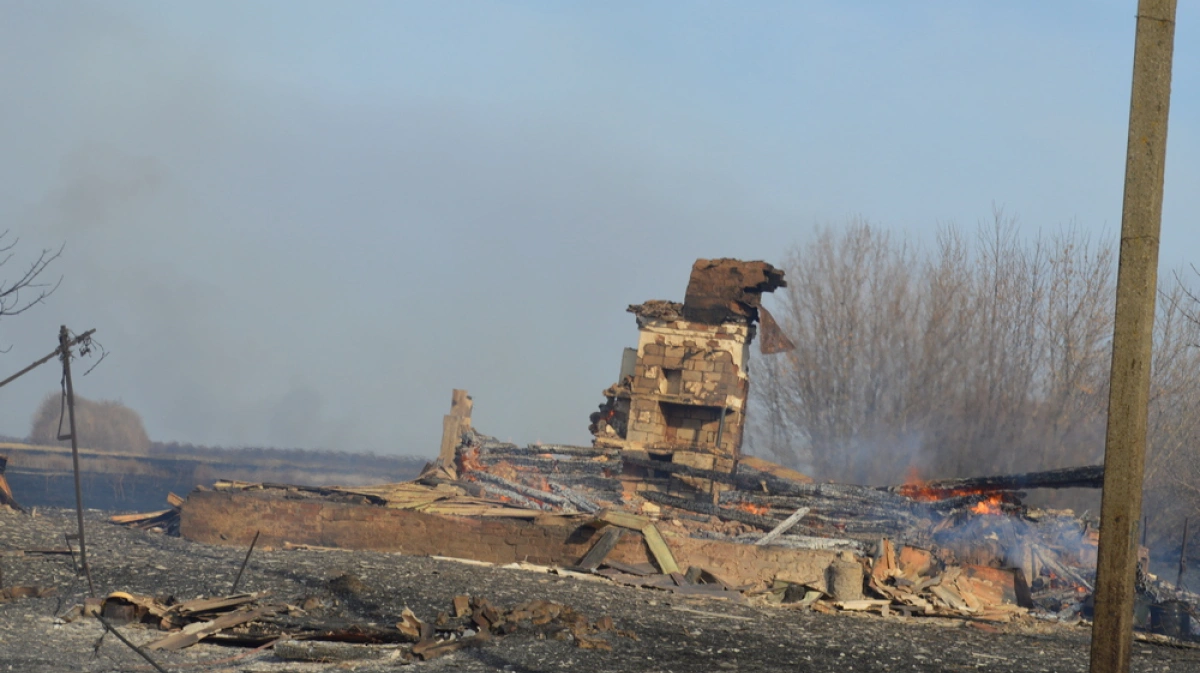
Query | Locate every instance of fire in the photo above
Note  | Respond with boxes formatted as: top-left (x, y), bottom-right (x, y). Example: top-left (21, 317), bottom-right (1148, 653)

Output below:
top-left (899, 466), bottom-right (941, 502)
top-left (736, 502), bottom-right (770, 516)
top-left (457, 446), bottom-right (483, 474)
top-left (969, 495), bottom-right (1004, 515)
top-left (899, 466), bottom-right (1013, 511)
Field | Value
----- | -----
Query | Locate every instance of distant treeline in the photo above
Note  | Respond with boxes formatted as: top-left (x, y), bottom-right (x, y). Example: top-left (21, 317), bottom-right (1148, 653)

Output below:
top-left (15, 392), bottom-right (428, 475)
top-left (147, 440), bottom-right (429, 473)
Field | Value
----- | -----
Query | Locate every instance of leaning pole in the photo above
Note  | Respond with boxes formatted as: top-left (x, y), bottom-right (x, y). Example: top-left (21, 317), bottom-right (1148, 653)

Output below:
top-left (1089, 2), bottom-right (1176, 672)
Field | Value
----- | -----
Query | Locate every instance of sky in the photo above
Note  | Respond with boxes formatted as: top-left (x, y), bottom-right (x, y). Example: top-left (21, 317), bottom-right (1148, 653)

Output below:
top-left (0, 1), bottom-right (1196, 457)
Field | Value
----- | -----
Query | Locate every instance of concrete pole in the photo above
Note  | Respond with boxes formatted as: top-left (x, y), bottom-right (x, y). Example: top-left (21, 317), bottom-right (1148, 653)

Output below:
top-left (1089, 2), bottom-right (1176, 672)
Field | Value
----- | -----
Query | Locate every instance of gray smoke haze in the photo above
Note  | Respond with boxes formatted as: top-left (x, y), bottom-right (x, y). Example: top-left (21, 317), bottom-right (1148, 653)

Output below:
top-left (1, 3), bottom-right (1197, 457)
top-left (0, 3), bottom-right (787, 454)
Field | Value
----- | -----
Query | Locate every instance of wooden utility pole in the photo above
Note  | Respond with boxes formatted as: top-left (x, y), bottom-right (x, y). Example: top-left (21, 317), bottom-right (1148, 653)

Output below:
top-left (1089, 2), bottom-right (1177, 672)
top-left (59, 325), bottom-right (94, 596)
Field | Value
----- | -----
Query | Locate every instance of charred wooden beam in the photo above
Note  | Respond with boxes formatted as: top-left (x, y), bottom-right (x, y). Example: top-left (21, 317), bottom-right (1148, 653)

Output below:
top-left (623, 454), bottom-right (823, 497)
top-left (471, 471), bottom-right (573, 509)
top-left (478, 485), bottom-right (552, 511)
top-left (475, 455), bottom-right (611, 475)
top-left (548, 482), bottom-right (600, 513)
top-left (890, 465), bottom-right (1104, 497)
top-left (622, 456), bottom-right (738, 486)
top-left (720, 485), bottom-right (922, 515)
top-left (639, 490), bottom-right (777, 530)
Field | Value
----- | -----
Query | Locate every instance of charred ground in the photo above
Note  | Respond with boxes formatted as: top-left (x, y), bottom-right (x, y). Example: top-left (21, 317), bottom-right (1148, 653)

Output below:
top-left (2, 508), bottom-right (1198, 673)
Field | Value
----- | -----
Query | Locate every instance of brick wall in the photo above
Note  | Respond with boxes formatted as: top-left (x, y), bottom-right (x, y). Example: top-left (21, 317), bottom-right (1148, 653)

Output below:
top-left (625, 323), bottom-right (750, 460)
top-left (181, 490), bottom-right (837, 589)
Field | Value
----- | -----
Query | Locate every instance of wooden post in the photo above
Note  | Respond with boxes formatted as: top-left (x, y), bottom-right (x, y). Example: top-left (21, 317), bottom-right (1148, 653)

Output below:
top-left (1089, 2), bottom-right (1177, 672)
top-left (437, 389), bottom-right (472, 473)
top-left (59, 325), bottom-right (94, 597)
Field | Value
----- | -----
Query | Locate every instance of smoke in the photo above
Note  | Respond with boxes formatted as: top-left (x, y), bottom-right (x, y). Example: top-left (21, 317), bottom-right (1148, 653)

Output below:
top-left (0, 3), bottom-right (781, 455)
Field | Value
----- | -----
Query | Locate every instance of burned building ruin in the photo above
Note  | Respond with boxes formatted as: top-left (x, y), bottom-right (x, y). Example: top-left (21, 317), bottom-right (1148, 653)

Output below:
top-left (589, 259), bottom-right (792, 483)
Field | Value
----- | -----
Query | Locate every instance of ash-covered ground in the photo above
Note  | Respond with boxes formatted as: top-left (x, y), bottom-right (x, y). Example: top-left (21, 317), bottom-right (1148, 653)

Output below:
top-left (2, 507), bottom-right (1198, 673)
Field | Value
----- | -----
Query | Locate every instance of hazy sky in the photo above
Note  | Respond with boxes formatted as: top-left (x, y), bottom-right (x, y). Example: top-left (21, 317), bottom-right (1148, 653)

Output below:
top-left (0, 2), bottom-right (1196, 457)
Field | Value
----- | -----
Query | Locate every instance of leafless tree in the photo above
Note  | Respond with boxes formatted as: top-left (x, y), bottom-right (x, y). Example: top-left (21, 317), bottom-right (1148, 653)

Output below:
top-left (0, 231), bottom-right (62, 321)
top-left (750, 212), bottom-right (1115, 485)
top-left (1143, 272), bottom-right (1200, 550)
top-left (747, 215), bottom-right (1200, 553)
top-left (30, 393), bottom-right (151, 454)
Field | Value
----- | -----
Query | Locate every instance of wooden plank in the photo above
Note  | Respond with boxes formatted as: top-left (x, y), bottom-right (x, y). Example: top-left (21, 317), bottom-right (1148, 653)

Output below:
top-left (871, 538), bottom-right (897, 580)
top-left (439, 414), bottom-right (464, 466)
top-left (640, 523), bottom-right (679, 575)
top-left (576, 527), bottom-right (623, 571)
top-left (109, 510), bottom-right (172, 524)
top-left (170, 593), bottom-right (260, 616)
top-left (146, 608), bottom-right (268, 650)
top-left (697, 568), bottom-right (733, 590)
top-left (166, 492), bottom-right (185, 508)
top-left (929, 584), bottom-right (974, 613)
top-left (754, 507), bottom-right (810, 546)
top-left (600, 560), bottom-right (657, 576)
top-left (597, 509), bottom-right (650, 530)
top-left (834, 599), bottom-right (892, 611)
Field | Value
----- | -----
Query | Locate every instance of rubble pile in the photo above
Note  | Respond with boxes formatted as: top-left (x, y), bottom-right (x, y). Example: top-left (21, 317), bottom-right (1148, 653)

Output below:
top-left (431, 428), bottom-right (1200, 637)
top-left (96, 258), bottom-right (1199, 651)
top-left (58, 585), bottom-right (632, 663)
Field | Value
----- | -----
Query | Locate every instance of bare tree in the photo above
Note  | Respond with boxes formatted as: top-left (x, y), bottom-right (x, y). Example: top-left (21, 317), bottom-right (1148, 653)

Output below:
top-left (0, 231), bottom-right (62, 321)
top-left (30, 393), bottom-right (151, 454)
top-left (747, 215), bottom-right (1200, 554)
top-left (750, 212), bottom-right (1116, 485)
top-left (1143, 272), bottom-right (1200, 550)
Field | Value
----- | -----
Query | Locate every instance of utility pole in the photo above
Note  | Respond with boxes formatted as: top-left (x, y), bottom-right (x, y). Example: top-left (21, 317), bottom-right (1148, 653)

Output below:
top-left (1089, 2), bottom-right (1177, 672)
top-left (59, 325), bottom-right (94, 596)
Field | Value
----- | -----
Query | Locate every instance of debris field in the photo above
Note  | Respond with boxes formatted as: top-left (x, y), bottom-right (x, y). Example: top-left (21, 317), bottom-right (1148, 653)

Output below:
top-left (4, 258), bottom-right (1200, 671)
top-left (6, 508), bottom-right (1200, 673)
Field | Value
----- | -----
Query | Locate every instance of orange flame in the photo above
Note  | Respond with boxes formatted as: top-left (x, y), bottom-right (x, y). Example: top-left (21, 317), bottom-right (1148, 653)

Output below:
top-left (969, 494), bottom-right (1004, 515)
top-left (899, 467), bottom-right (942, 502)
top-left (899, 466), bottom-right (1015, 509)
top-left (736, 502), bottom-right (770, 516)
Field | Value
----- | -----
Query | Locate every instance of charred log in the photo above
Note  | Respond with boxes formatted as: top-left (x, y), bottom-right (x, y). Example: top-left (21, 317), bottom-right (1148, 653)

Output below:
top-left (475, 455), bottom-right (611, 475)
top-left (480, 443), bottom-right (618, 459)
top-left (639, 491), bottom-right (778, 530)
top-left (891, 465), bottom-right (1103, 498)
top-left (471, 472), bottom-right (573, 509)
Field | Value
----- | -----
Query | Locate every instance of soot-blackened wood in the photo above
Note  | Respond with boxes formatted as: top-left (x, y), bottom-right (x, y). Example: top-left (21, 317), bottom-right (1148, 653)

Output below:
top-left (471, 471), bottom-right (573, 508)
top-left (892, 465), bottom-right (1104, 497)
top-left (476, 456), bottom-right (610, 475)
top-left (623, 455), bottom-right (834, 499)
top-left (640, 490), bottom-right (778, 530)
top-left (481, 443), bottom-right (617, 458)
top-left (721, 489), bottom-right (909, 509)
top-left (576, 527), bottom-right (623, 570)
top-left (623, 456), bottom-right (738, 485)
